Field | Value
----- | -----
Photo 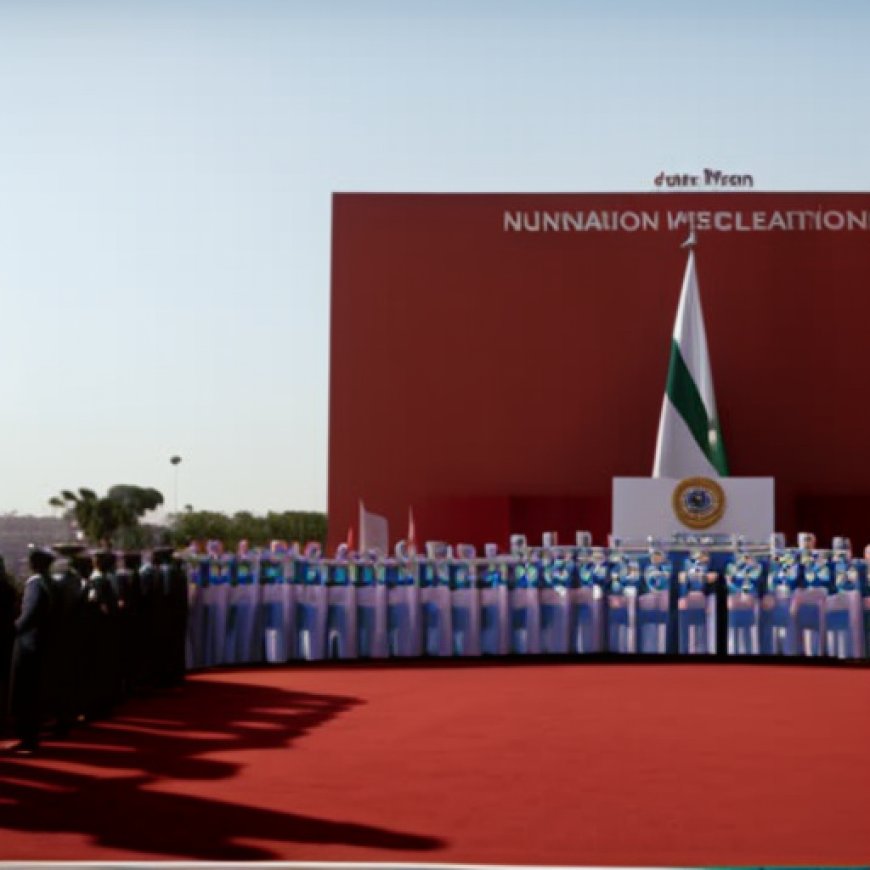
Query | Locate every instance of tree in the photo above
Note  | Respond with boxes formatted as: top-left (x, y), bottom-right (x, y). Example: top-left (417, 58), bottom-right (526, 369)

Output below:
top-left (50, 485), bottom-right (165, 548)
top-left (170, 509), bottom-right (327, 550)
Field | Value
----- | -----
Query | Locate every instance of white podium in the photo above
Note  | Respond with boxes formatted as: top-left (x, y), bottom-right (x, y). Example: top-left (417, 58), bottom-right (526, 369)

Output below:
top-left (612, 477), bottom-right (774, 542)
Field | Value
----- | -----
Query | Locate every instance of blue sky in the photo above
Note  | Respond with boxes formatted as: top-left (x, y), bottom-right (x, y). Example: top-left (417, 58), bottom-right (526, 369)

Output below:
top-left (1, 0), bottom-right (868, 518)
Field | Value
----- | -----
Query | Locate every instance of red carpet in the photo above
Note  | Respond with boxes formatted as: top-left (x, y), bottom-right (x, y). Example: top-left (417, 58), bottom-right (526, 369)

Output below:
top-left (1, 661), bottom-right (869, 865)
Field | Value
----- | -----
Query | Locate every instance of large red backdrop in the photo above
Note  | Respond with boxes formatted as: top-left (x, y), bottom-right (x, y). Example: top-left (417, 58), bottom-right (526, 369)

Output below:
top-left (329, 192), bottom-right (870, 550)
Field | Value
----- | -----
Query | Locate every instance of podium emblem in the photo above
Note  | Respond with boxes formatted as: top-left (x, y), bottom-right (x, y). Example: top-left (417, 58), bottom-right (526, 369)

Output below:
top-left (672, 477), bottom-right (726, 529)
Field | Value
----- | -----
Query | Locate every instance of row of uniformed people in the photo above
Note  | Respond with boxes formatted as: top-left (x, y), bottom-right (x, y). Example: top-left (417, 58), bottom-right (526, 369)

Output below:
top-left (182, 537), bottom-right (870, 666)
top-left (2, 544), bottom-right (187, 754)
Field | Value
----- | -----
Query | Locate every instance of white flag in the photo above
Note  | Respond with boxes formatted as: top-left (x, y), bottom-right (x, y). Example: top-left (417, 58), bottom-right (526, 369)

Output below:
top-left (653, 246), bottom-right (729, 478)
top-left (359, 500), bottom-right (389, 555)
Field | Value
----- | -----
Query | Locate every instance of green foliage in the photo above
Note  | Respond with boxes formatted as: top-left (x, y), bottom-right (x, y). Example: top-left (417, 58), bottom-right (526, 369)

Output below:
top-left (170, 509), bottom-right (327, 550)
top-left (50, 484), bottom-right (165, 547)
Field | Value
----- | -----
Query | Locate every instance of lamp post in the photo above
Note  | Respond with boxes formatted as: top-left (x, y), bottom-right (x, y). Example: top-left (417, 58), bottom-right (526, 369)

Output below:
top-left (170, 455), bottom-right (182, 515)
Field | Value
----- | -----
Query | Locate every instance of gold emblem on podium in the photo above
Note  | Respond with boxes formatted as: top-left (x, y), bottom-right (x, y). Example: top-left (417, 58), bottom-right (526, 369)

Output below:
top-left (672, 477), bottom-right (726, 529)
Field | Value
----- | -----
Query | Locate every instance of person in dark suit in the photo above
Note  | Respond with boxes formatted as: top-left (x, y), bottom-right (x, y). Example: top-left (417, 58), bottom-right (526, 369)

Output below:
top-left (7, 546), bottom-right (56, 754)
top-left (79, 550), bottom-right (120, 719)
top-left (0, 556), bottom-right (19, 737)
top-left (113, 552), bottom-right (143, 698)
top-left (152, 547), bottom-right (188, 686)
top-left (137, 550), bottom-right (161, 689)
top-left (50, 544), bottom-right (87, 735)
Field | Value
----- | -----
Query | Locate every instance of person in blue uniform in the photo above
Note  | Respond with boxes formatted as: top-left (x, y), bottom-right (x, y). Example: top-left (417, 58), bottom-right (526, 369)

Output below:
top-left (7, 546), bottom-right (57, 754)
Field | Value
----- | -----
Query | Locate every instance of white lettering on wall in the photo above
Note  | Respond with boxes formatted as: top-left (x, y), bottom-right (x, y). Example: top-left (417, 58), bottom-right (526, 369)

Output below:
top-left (504, 209), bottom-right (870, 233)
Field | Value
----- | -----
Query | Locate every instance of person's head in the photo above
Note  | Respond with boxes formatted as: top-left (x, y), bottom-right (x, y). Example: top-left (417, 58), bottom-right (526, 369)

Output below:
top-left (72, 554), bottom-right (94, 578)
top-left (28, 545), bottom-right (55, 574)
top-left (93, 550), bottom-right (117, 574)
top-left (122, 551), bottom-right (142, 571)
top-left (152, 547), bottom-right (174, 566)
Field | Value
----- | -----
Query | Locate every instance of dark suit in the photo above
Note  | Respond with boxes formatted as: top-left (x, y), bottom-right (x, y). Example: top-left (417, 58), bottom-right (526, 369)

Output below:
top-left (79, 571), bottom-right (119, 718)
top-left (111, 567), bottom-right (141, 696)
top-left (0, 570), bottom-right (17, 734)
top-left (51, 569), bottom-right (85, 730)
top-left (10, 572), bottom-right (55, 745)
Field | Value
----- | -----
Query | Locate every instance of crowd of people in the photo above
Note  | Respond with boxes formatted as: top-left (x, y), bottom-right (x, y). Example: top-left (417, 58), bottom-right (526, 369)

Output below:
top-left (3, 532), bottom-right (866, 754)
top-left (0, 544), bottom-right (188, 755)
top-left (178, 534), bottom-right (870, 663)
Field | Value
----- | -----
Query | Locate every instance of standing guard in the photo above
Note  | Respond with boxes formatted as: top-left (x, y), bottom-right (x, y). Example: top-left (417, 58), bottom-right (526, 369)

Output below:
top-left (295, 544), bottom-right (327, 660)
top-left (261, 541), bottom-right (294, 663)
top-left (539, 549), bottom-right (570, 655)
top-left (677, 550), bottom-right (717, 654)
top-left (325, 549), bottom-right (357, 659)
top-left (153, 547), bottom-right (188, 686)
top-left (136, 548), bottom-right (162, 685)
top-left (354, 551), bottom-right (388, 658)
top-left (508, 550), bottom-right (541, 655)
top-left (825, 541), bottom-right (864, 659)
top-left (114, 551), bottom-right (143, 697)
top-left (572, 548), bottom-right (607, 653)
top-left (478, 547), bottom-right (509, 657)
top-left (606, 553), bottom-right (641, 654)
top-left (725, 551), bottom-right (763, 655)
top-left (638, 549), bottom-right (673, 654)
top-left (0, 556), bottom-right (17, 737)
top-left (794, 549), bottom-right (830, 657)
top-left (387, 542), bottom-right (423, 657)
top-left (8, 546), bottom-right (57, 753)
top-left (419, 547), bottom-right (452, 657)
top-left (79, 550), bottom-right (120, 719)
top-left (450, 545), bottom-right (481, 657)
top-left (50, 543), bottom-right (87, 734)
top-left (761, 552), bottom-right (799, 655)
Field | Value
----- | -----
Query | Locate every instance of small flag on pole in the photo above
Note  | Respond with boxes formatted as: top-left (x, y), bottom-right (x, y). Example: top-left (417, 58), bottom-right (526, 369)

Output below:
top-left (653, 240), bottom-right (729, 478)
top-left (359, 500), bottom-right (389, 556)
top-left (407, 507), bottom-right (417, 555)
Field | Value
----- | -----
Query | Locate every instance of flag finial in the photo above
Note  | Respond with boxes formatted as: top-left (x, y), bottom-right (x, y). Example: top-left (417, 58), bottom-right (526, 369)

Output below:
top-left (681, 230), bottom-right (696, 250)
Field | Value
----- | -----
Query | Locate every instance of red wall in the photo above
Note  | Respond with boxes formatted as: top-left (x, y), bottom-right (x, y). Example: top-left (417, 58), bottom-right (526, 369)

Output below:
top-left (329, 193), bottom-right (870, 551)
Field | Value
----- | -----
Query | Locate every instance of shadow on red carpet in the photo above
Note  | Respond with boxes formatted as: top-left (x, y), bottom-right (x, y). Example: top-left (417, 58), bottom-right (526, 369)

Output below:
top-left (0, 677), bottom-right (444, 860)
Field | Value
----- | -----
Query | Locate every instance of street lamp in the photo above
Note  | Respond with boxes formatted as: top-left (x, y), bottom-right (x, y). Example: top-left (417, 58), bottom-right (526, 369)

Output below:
top-left (170, 455), bottom-right (182, 515)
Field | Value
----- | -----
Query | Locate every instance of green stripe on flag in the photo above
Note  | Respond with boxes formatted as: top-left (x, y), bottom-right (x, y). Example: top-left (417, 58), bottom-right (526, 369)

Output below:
top-left (665, 340), bottom-right (729, 475)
